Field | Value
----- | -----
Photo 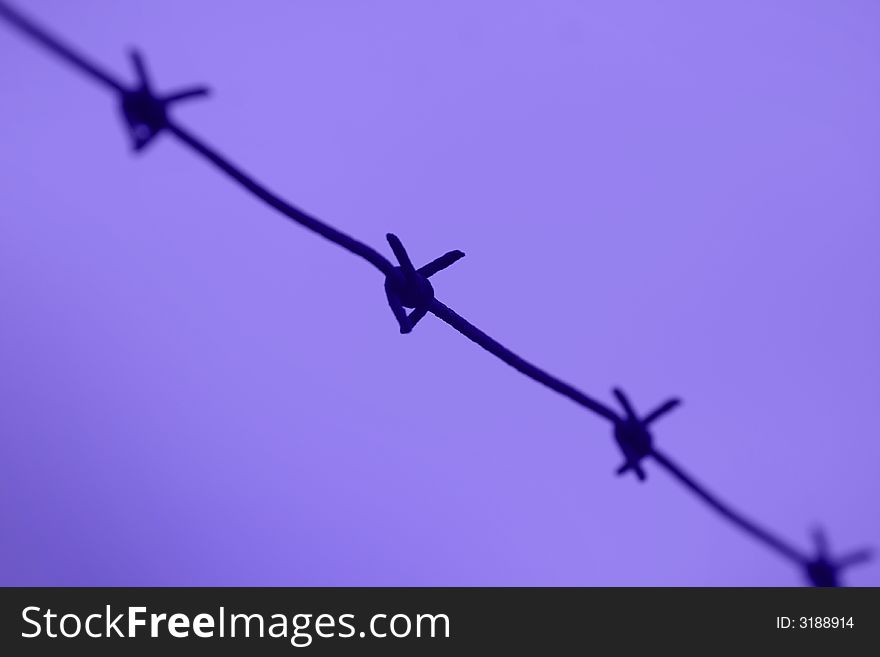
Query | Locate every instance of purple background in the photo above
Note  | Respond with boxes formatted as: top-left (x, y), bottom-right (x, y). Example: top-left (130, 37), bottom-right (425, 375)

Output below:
top-left (1, 0), bottom-right (878, 586)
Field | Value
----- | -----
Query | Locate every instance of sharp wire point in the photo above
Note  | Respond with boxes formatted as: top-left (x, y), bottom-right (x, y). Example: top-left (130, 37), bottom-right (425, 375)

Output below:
top-left (407, 305), bottom-right (430, 329)
top-left (163, 86), bottom-right (211, 104)
top-left (387, 233), bottom-right (417, 280)
top-left (612, 388), bottom-right (637, 420)
top-left (644, 398), bottom-right (681, 425)
top-left (129, 48), bottom-right (149, 88)
top-left (838, 549), bottom-right (872, 568)
top-left (418, 249), bottom-right (465, 278)
top-left (382, 235), bottom-right (463, 333)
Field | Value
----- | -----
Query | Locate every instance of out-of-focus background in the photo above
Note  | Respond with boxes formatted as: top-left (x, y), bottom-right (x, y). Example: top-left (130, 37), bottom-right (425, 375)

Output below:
top-left (1, 0), bottom-right (878, 585)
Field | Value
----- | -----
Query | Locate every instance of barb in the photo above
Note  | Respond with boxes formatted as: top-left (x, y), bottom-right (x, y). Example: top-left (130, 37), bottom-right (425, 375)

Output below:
top-left (122, 49), bottom-right (209, 151)
top-left (0, 0), bottom-right (392, 274)
top-left (804, 528), bottom-right (872, 587)
top-left (384, 233), bottom-right (464, 334)
top-left (0, 0), bottom-right (870, 586)
top-left (607, 388), bottom-right (681, 481)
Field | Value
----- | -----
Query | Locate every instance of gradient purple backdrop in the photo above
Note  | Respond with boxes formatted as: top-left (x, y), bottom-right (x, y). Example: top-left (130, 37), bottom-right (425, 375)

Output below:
top-left (1, 0), bottom-right (878, 586)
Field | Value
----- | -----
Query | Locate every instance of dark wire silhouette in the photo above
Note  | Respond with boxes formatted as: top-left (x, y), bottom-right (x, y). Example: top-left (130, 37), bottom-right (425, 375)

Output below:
top-left (383, 234), bottom-right (464, 334)
top-left (651, 449), bottom-right (805, 564)
top-left (0, 0), bottom-right (871, 587)
top-left (804, 528), bottom-right (873, 588)
top-left (123, 50), bottom-right (209, 152)
top-left (169, 122), bottom-right (396, 276)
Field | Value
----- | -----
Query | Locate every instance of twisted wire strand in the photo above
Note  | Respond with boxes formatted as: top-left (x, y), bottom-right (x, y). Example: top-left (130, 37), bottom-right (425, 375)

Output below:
top-left (1, 0), bottom-right (869, 586)
top-left (167, 123), bottom-right (396, 276)
top-left (650, 449), bottom-right (806, 565)
top-left (429, 300), bottom-right (619, 422)
top-left (0, 1), bottom-right (124, 92)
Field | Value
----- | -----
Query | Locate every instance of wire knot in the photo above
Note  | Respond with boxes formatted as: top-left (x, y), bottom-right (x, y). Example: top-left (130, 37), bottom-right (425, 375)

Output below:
top-left (383, 233), bottom-right (464, 334)
top-left (120, 50), bottom-right (209, 151)
top-left (609, 388), bottom-right (681, 481)
top-left (803, 528), bottom-right (872, 587)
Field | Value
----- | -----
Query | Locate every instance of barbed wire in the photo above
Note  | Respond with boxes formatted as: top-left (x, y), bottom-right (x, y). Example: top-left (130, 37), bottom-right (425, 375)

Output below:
top-left (1, 1), bottom-right (871, 586)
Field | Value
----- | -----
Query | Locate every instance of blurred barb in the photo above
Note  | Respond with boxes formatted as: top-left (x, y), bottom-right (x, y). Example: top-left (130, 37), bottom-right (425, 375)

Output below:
top-left (0, 0), bottom-right (125, 92)
top-left (805, 528), bottom-right (872, 587)
top-left (607, 388), bottom-right (680, 481)
top-left (651, 451), bottom-right (807, 563)
top-left (0, 0), bottom-right (870, 586)
top-left (122, 50), bottom-right (209, 151)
